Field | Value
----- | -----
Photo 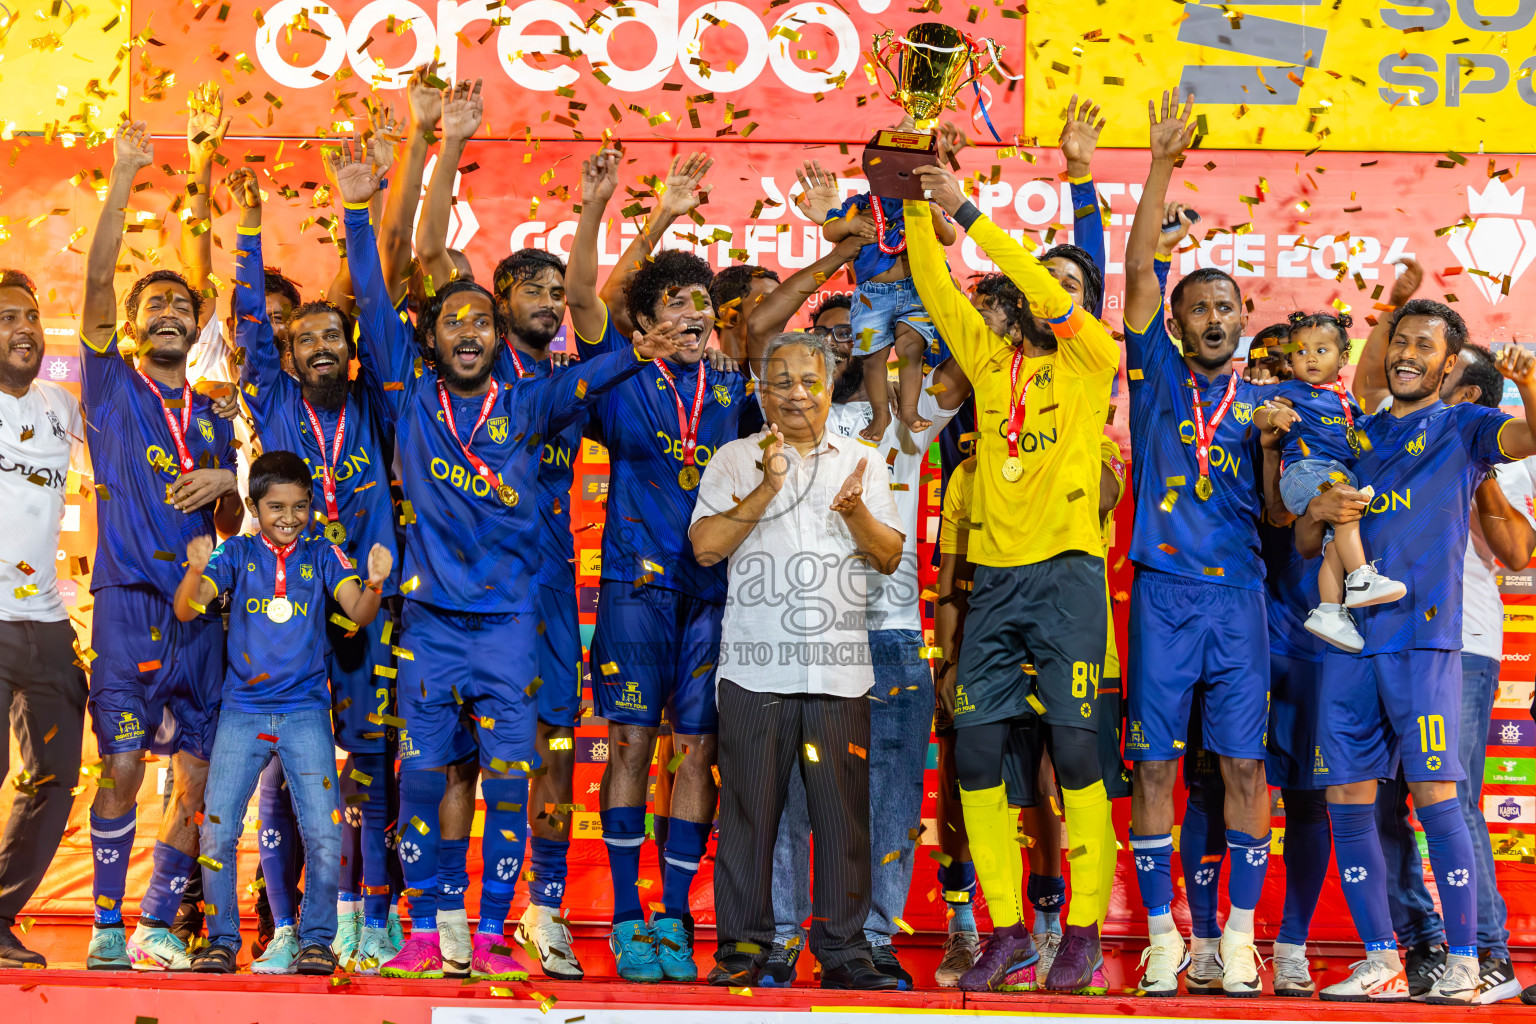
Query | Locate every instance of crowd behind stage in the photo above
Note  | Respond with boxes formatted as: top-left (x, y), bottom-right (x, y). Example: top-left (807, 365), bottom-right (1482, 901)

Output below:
top-left (0, 71), bottom-right (1530, 1006)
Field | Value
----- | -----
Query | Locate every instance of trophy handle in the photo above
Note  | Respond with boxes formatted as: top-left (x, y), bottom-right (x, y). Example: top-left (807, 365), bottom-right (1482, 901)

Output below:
top-left (868, 30), bottom-right (903, 107)
top-left (952, 38), bottom-right (1003, 102)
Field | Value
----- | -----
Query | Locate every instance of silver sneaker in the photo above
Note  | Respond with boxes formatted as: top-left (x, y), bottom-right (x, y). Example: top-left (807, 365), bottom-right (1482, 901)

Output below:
top-left (515, 904), bottom-right (584, 981)
top-left (1185, 935), bottom-right (1224, 994)
top-left (934, 931), bottom-right (980, 988)
top-left (438, 908), bottom-right (471, 977)
top-left (1032, 931), bottom-right (1061, 982)
top-left (1272, 941), bottom-right (1315, 997)
top-left (1426, 955), bottom-right (1481, 1006)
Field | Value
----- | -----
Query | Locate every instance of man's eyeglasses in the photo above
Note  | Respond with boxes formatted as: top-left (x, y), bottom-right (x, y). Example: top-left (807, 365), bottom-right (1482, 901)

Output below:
top-left (811, 324), bottom-right (854, 343)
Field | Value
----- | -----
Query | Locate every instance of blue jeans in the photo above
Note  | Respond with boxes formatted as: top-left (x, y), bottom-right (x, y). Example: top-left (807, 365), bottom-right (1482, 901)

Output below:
top-left (1379, 652), bottom-right (1508, 957)
top-left (199, 708), bottom-right (342, 951)
top-left (772, 629), bottom-right (934, 945)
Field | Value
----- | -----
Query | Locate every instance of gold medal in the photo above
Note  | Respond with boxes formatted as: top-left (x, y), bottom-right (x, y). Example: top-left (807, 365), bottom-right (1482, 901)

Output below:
top-left (266, 597), bottom-right (293, 624)
top-left (496, 483), bottom-right (519, 507)
top-left (1195, 475), bottom-right (1214, 501)
top-left (1346, 425), bottom-right (1360, 453)
top-left (323, 520), bottom-right (347, 544)
top-left (678, 465), bottom-right (700, 490)
top-left (1000, 456), bottom-right (1023, 483)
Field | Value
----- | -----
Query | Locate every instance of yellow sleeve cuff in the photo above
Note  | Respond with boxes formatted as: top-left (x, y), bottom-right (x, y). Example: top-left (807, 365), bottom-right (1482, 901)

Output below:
top-left (333, 575), bottom-right (361, 599)
top-left (199, 575), bottom-right (220, 600)
top-left (1066, 173), bottom-right (1093, 185)
top-left (1154, 253), bottom-right (1172, 264)
top-left (236, 225), bottom-right (262, 236)
top-left (342, 200), bottom-right (371, 211)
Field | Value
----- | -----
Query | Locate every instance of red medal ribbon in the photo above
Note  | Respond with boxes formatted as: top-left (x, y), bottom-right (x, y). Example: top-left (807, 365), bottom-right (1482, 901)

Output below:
top-left (436, 381), bottom-right (505, 491)
top-left (867, 199), bottom-right (908, 257)
top-left (257, 533), bottom-right (300, 600)
top-left (1189, 371), bottom-right (1241, 481)
top-left (136, 371), bottom-right (195, 473)
top-left (1316, 380), bottom-right (1355, 431)
top-left (1005, 348), bottom-right (1031, 464)
top-left (300, 398), bottom-right (347, 522)
top-left (506, 345), bottom-right (529, 379)
top-left (654, 361), bottom-right (709, 469)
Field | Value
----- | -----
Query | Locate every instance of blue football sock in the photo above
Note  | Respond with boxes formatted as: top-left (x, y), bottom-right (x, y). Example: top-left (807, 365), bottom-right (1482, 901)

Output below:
top-left (602, 806), bottom-right (647, 925)
top-left (478, 778), bottom-right (529, 936)
top-left (257, 763), bottom-right (301, 924)
top-left (1417, 797), bottom-right (1477, 954)
top-left (90, 809), bottom-right (136, 925)
top-left (529, 836), bottom-right (569, 910)
top-left (652, 813), bottom-right (670, 867)
top-left (397, 768), bottom-right (447, 928)
top-left (140, 841), bottom-right (197, 925)
top-left (1181, 783), bottom-right (1227, 939)
top-left (437, 838), bottom-right (470, 913)
top-left (339, 754), bottom-right (364, 899)
top-left (939, 859), bottom-right (977, 933)
top-left (1026, 872), bottom-right (1065, 934)
top-left (1129, 830), bottom-right (1175, 930)
top-left (1225, 828), bottom-right (1271, 931)
top-left (1277, 788), bottom-right (1330, 946)
top-left (1330, 802), bottom-right (1393, 945)
top-left (351, 752), bottom-right (394, 922)
top-left (659, 818), bottom-right (710, 921)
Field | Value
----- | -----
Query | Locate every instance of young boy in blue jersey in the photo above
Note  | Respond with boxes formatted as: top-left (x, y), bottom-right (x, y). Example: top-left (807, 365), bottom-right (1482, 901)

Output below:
top-left (80, 122), bottom-right (245, 971)
top-left (565, 145), bottom-right (747, 983)
top-left (224, 166), bottom-right (405, 971)
top-left (1120, 91), bottom-right (1279, 997)
top-left (822, 148), bottom-right (957, 442)
top-left (1267, 311), bottom-right (1406, 653)
top-left (1297, 301), bottom-right (1536, 1004)
top-left (330, 136), bottom-right (683, 982)
top-left (176, 451), bottom-right (391, 974)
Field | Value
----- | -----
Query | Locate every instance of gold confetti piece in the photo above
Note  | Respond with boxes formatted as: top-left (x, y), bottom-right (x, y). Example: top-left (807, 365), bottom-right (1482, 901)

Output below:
top-left (96, 895), bottom-right (117, 909)
top-left (1203, 567), bottom-right (1225, 576)
top-left (197, 855), bottom-right (223, 871)
top-left (390, 645), bottom-right (414, 660)
top-left (894, 917), bottom-right (915, 935)
top-left (1165, 475), bottom-right (1187, 487)
top-left (804, 744), bottom-right (819, 762)
top-left (849, 743), bottom-right (867, 759)
top-left (601, 661), bottom-right (619, 675)
top-left (881, 850), bottom-right (901, 865)
top-left (399, 575), bottom-right (420, 593)
top-left (691, 662), bottom-right (715, 679)
top-left (12, 584), bottom-right (37, 599)
top-left (1159, 490), bottom-right (1178, 512)
top-left (330, 613), bottom-right (360, 632)
top-left (1026, 694), bottom-right (1047, 715)
top-left (410, 815), bottom-right (430, 834)
top-left (138, 660), bottom-right (162, 672)
top-left (729, 987), bottom-right (753, 996)
top-left (919, 646), bottom-right (943, 659)
top-left (1425, 606), bottom-right (1437, 621)
top-left (1129, 369), bottom-right (1144, 380)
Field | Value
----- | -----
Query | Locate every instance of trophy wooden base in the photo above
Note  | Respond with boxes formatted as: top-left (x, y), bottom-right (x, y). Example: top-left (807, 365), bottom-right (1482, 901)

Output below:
top-left (862, 128), bottom-right (937, 200)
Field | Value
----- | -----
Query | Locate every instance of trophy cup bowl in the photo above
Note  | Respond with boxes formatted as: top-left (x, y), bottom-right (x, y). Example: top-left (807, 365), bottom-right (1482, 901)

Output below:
top-left (862, 23), bottom-right (996, 200)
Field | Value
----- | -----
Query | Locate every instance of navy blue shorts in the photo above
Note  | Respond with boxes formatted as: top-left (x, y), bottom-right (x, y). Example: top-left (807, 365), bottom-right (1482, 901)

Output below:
top-left (396, 600), bottom-right (538, 774)
top-left (88, 585), bottom-right (224, 760)
top-left (1126, 570), bottom-right (1269, 762)
top-left (536, 584), bottom-right (582, 729)
top-left (1318, 647), bottom-right (1464, 785)
top-left (590, 579), bottom-right (722, 736)
top-left (1266, 651), bottom-right (1327, 790)
top-left (328, 598), bottom-right (395, 754)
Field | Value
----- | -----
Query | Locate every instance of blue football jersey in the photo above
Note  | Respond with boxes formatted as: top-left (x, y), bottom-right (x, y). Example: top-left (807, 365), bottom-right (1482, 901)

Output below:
top-left (81, 332), bottom-right (237, 596)
top-left (1126, 256), bottom-right (1273, 590)
top-left (203, 533), bottom-right (359, 711)
top-left (1276, 378), bottom-right (1363, 468)
top-left (1352, 400), bottom-right (1513, 653)
top-left (1259, 519), bottom-right (1324, 661)
top-left (493, 347), bottom-right (581, 593)
top-left (346, 204), bottom-right (643, 614)
top-left (574, 306), bottom-right (745, 604)
top-left (234, 225), bottom-right (399, 595)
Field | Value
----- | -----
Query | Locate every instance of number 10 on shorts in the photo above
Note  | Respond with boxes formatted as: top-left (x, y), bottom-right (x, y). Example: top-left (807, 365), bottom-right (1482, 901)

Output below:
top-left (1417, 714), bottom-right (1446, 752)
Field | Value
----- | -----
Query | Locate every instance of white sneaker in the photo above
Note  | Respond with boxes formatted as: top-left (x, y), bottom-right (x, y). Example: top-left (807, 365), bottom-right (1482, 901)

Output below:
top-left (1185, 936), bottom-right (1224, 994)
top-left (1425, 954), bottom-right (1481, 1005)
top-left (251, 924), bottom-right (299, 974)
top-left (1272, 941), bottom-right (1315, 997)
top-left (1220, 927), bottom-right (1262, 997)
top-left (1344, 562), bottom-right (1407, 608)
top-left (438, 908), bottom-right (471, 977)
top-left (1032, 931), bottom-right (1061, 982)
top-left (1321, 954), bottom-right (1410, 1002)
top-left (1304, 605), bottom-right (1364, 653)
top-left (515, 904), bottom-right (584, 981)
top-left (1136, 930), bottom-right (1189, 996)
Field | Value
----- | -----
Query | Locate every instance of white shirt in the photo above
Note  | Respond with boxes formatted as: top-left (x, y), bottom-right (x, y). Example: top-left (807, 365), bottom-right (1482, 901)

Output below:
top-left (0, 381), bottom-right (86, 621)
top-left (1464, 457), bottom-right (1536, 660)
top-left (691, 427), bottom-right (904, 697)
top-left (186, 317), bottom-right (258, 535)
top-left (825, 384), bottom-right (957, 632)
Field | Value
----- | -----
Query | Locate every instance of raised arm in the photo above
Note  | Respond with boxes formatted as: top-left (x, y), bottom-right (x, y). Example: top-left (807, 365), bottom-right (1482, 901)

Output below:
top-left (535, 319), bottom-right (680, 436)
top-left (902, 198), bottom-right (991, 380)
top-left (226, 168), bottom-right (281, 421)
top-left (1353, 257), bottom-right (1422, 412)
top-left (83, 122), bottom-right (156, 354)
top-left (1060, 94), bottom-right (1107, 294)
top-left (332, 543), bottom-right (391, 627)
top-left (1493, 345), bottom-right (1536, 461)
top-left (1125, 89), bottom-right (1195, 337)
top-left (181, 84), bottom-right (231, 330)
top-left (415, 79), bottom-right (482, 296)
top-left (567, 146), bottom-right (623, 349)
top-left (327, 103), bottom-right (401, 314)
top-left (174, 536), bottom-right (220, 622)
top-left (599, 152), bottom-right (714, 339)
top-left (744, 233), bottom-right (865, 369)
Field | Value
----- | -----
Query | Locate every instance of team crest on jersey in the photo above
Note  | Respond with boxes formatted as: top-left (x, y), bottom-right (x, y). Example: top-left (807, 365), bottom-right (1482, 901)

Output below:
top-left (1406, 432), bottom-right (1426, 456)
top-left (713, 384), bottom-right (731, 407)
top-left (300, 563), bottom-right (314, 581)
top-left (198, 417), bottom-right (215, 443)
top-left (1232, 402), bottom-right (1254, 425)
top-left (488, 417), bottom-right (510, 444)
top-left (1031, 365), bottom-right (1053, 389)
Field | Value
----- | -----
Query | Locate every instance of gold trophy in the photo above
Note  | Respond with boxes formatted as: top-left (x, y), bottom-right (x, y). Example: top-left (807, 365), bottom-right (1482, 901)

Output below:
top-left (863, 24), bottom-right (999, 199)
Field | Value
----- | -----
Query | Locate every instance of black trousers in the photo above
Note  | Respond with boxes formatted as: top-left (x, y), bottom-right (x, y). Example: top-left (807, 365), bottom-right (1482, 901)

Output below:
top-left (714, 678), bottom-right (871, 970)
top-left (0, 619), bottom-right (87, 928)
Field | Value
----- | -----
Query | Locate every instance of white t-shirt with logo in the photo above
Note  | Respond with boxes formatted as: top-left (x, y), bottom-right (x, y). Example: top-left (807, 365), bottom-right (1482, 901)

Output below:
top-left (0, 380), bottom-right (86, 622)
